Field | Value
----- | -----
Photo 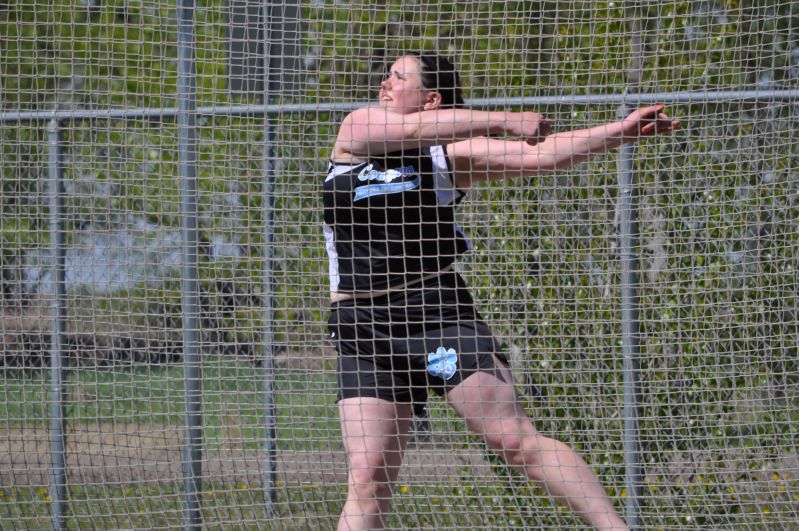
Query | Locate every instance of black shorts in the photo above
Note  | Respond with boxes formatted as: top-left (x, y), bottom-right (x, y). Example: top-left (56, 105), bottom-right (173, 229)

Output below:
top-left (327, 271), bottom-right (509, 414)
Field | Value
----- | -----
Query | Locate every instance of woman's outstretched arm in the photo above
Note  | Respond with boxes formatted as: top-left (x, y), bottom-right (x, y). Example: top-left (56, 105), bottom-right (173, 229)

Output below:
top-left (448, 104), bottom-right (680, 189)
top-left (331, 106), bottom-right (551, 161)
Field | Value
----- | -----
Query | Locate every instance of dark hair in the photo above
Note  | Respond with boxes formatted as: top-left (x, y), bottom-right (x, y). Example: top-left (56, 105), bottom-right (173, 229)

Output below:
top-left (406, 52), bottom-right (465, 108)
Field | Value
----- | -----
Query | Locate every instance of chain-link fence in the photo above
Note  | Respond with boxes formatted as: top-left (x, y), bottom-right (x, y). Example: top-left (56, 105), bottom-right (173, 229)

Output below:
top-left (1, 1), bottom-right (797, 529)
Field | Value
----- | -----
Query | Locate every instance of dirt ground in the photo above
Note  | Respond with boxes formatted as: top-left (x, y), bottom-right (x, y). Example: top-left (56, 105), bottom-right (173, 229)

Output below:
top-left (0, 423), bottom-right (496, 488)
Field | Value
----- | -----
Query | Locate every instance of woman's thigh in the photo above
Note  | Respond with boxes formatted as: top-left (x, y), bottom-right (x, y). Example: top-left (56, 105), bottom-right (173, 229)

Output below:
top-left (339, 397), bottom-right (414, 481)
top-left (444, 361), bottom-right (535, 438)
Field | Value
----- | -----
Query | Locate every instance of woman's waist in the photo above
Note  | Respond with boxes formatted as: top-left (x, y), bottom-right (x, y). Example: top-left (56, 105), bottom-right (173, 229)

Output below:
top-left (330, 265), bottom-right (454, 303)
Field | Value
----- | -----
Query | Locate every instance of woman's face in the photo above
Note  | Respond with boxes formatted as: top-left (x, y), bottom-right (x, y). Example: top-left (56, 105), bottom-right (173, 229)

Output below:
top-left (379, 56), bottom-right (438, 113)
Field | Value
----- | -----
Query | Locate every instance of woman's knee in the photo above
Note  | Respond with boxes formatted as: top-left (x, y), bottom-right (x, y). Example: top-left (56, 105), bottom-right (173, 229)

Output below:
top-left (483, 428), bottom-right (520, 454)
top-left (482, 425), bottom-right (552, 471)
top-left (348, 469), bottom-right (394, 501)
top-left (481, 417), bottom-right (532, 448)
top-left (498, 433), bottom-right (578, 480)
top-left (347, 455), bottom-right (396, 496)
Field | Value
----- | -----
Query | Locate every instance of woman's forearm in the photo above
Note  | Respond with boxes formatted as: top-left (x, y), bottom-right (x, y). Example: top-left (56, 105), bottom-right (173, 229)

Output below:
top-left (535, 121), bottom-right (629, 168)
top-left (411, 109), bottom-right (509, 143)
top-left (337, 107), bottom-right (546, 157)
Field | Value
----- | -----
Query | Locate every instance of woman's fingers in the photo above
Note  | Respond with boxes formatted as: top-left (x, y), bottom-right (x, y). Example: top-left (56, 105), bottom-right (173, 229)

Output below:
top-left (637, 104), bottom-right (665, 121)
top-left (637, 105), bottom-right (681, 136)
top-left (640, 115), bottom-right (680, 136)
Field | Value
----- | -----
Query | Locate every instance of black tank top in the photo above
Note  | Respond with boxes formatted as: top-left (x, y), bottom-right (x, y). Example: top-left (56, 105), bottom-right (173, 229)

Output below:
top-left (323, 145), bottom-right (470, 292)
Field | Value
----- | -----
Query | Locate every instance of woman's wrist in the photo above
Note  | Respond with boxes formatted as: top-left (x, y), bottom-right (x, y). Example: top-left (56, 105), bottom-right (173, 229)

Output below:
top-left (473, 110), bottom-right (509, 137)
top-left (615, 119), bottom-right (641, 143)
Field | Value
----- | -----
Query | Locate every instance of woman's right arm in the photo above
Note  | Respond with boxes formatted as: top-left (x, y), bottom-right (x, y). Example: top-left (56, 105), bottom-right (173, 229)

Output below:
top-left (447, 104), bottom-right (680, 188)
top-left (331, 106), bottom-right (550, 161)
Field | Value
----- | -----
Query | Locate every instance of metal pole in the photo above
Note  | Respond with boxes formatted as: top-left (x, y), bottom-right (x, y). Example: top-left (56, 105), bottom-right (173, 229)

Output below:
top-left (261, 0), bottom-right (277, 516)
top-left (47, 118), bottom-right (68, 531)
top-left (177, 0), bottom-right (202, 529)
top-left (618, 4), bottom-right (644, 524)
top-left (617, 104), bottom-right (643, 530)
top-left (4, 89), bottom-right (799, 124)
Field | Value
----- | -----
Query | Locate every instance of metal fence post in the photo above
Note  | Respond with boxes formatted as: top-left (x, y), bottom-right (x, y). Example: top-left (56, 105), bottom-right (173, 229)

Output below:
top-left (261, 0), bottom-right (277, 516)
top-left (261, 112), bottom-right (278, 518)
top-left (177, 0), bottom-right (202, 529)
top-left (47, 117), bottom-right (68, 531)
top-left (617, 104), bottom-right (643, 530)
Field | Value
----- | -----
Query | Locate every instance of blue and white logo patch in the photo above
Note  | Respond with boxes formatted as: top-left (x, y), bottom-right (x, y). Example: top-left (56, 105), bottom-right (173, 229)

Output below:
top-left (354, 177), bottom-right (420, 201)
top-left (426, 346), bottom-right (458, 381)
top-left (357, 164), bottom-right (415, 183)
top-left (353, 164), bottom-right (420, 201)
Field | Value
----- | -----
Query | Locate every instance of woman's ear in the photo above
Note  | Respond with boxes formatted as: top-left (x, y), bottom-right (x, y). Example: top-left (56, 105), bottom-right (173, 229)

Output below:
top-left (423, 91), bottom-right (442, 110)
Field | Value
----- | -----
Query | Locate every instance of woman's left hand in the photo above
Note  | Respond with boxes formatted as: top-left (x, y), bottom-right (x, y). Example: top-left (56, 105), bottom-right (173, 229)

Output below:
top-left (622, 104), bottom-right (681, 139)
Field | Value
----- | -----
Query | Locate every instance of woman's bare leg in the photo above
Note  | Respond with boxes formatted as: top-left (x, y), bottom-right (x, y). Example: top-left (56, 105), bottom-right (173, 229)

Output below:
top-left (338, 397), bottom-right (413, 530)
top-left (446, 365), bottom-right (629, 531)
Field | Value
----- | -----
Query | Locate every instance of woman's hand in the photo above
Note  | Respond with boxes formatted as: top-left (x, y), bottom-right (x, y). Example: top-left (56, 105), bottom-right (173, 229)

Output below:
top-left (502, 111), bottom-right (552, 145)
top-left (621, 104), bottom-right (680, 140)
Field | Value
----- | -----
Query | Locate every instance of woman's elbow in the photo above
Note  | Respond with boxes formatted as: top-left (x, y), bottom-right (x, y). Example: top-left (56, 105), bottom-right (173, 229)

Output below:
top-left (545, 154), bottom-right (592, 172)
top-left (520, 156), bottom-right (568, 174)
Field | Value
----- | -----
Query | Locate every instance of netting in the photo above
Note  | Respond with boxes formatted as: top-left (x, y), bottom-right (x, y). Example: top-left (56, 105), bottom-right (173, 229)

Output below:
top-left (1, 0), bottom-right (797, 529)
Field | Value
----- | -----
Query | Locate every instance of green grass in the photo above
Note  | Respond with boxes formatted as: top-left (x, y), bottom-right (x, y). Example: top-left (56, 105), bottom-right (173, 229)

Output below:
top-left (4, 479), bottom-right (791, 529)
top-left (0, 480), bottom-right (582, 530)
top-left (0, 361), bottom-right (341, 451)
